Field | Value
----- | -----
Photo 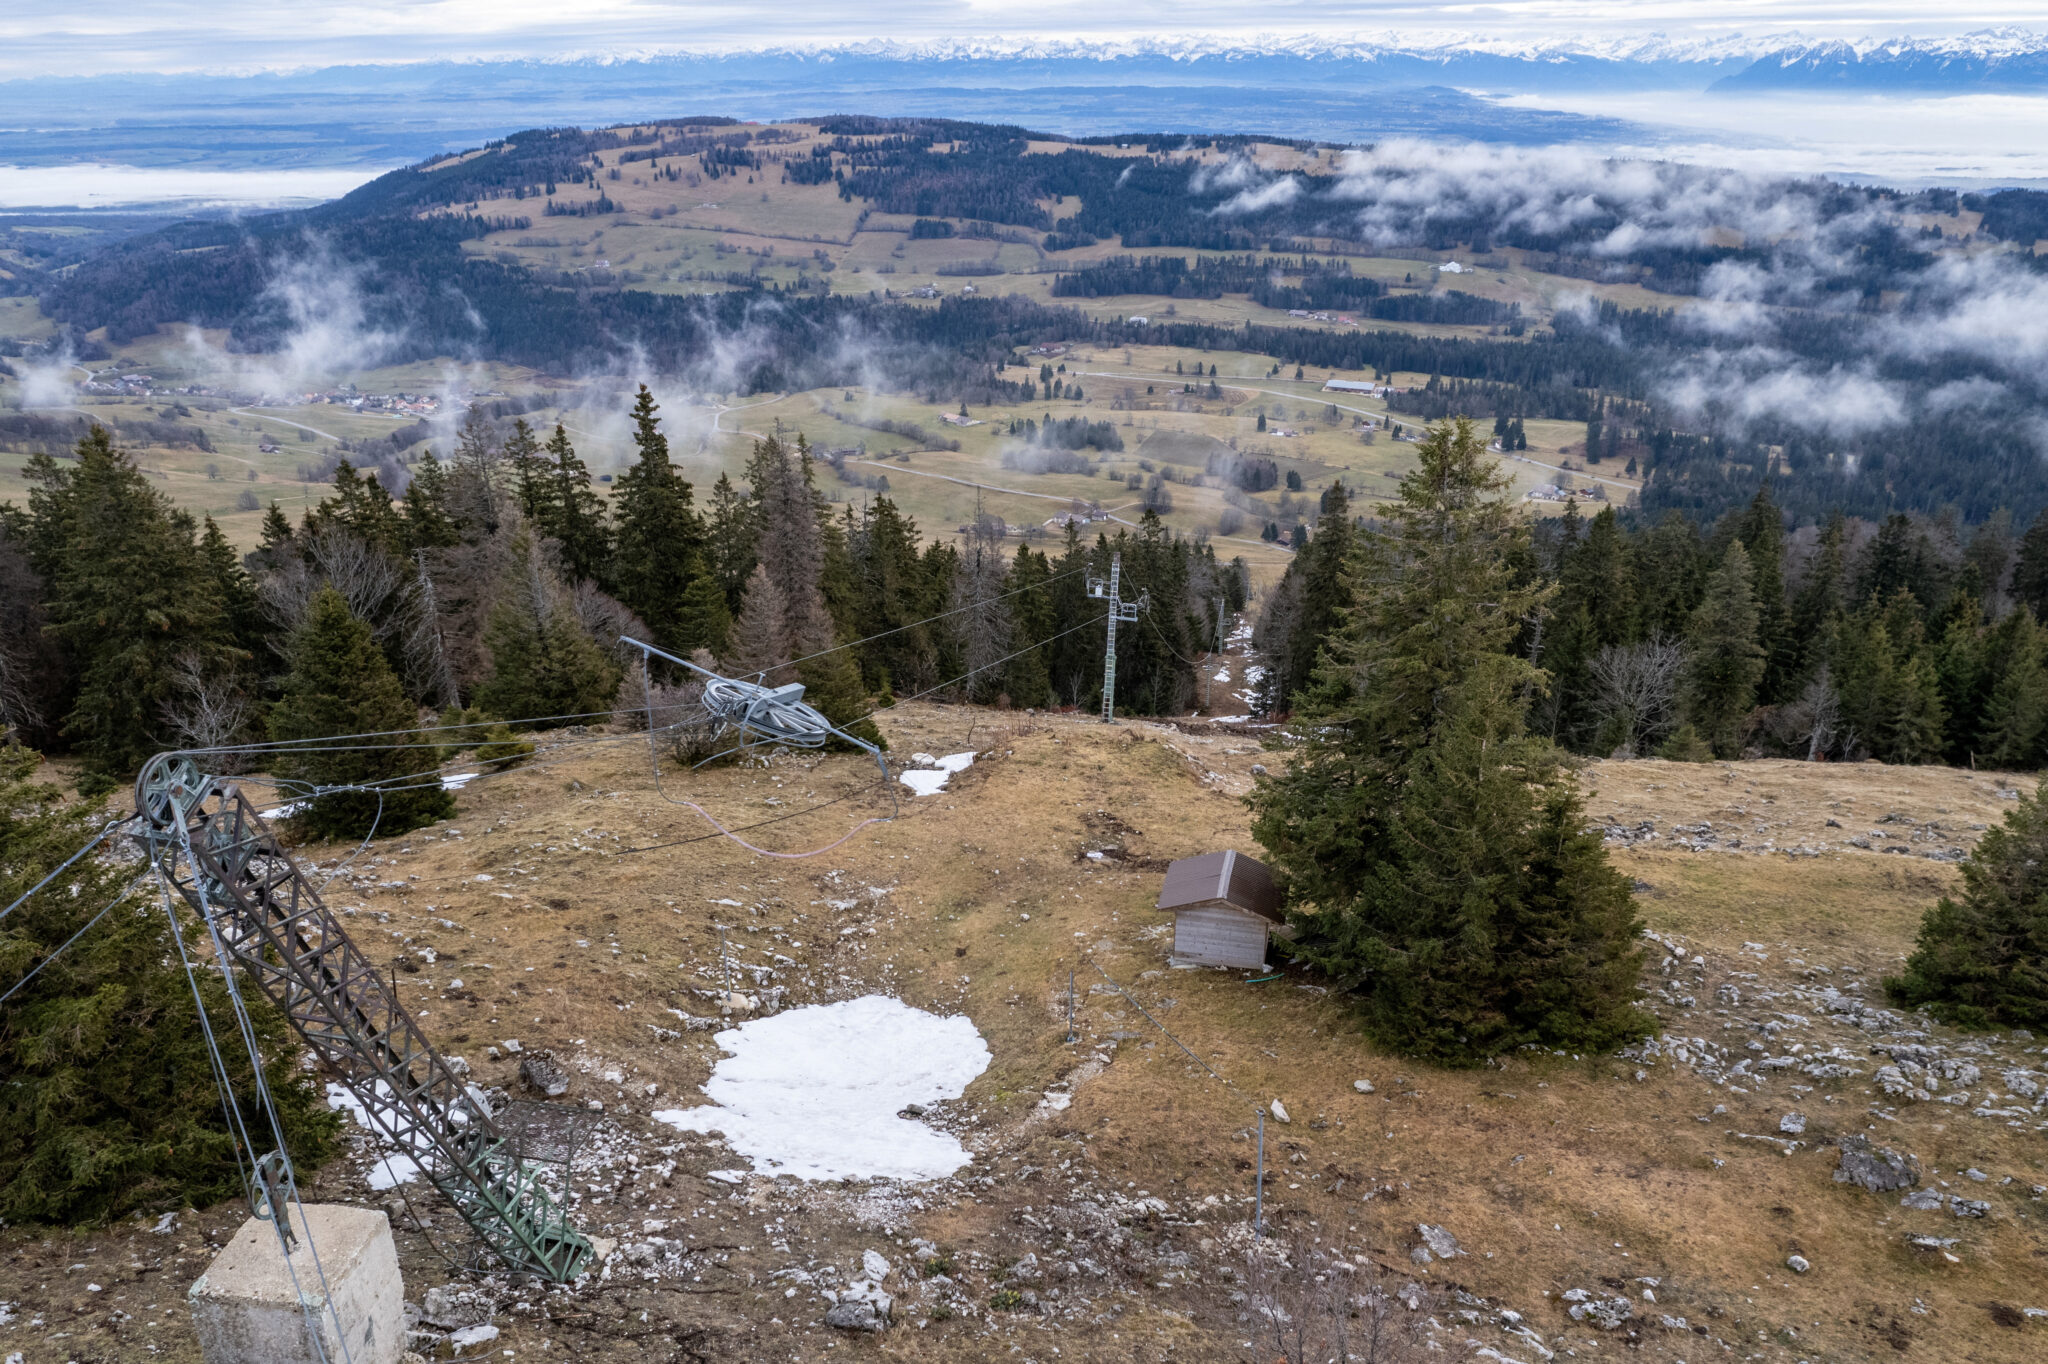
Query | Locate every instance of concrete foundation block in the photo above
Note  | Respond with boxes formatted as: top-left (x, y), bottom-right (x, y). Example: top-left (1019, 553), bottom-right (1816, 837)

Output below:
top-left (190, 1203), bottom-right (405, 1364)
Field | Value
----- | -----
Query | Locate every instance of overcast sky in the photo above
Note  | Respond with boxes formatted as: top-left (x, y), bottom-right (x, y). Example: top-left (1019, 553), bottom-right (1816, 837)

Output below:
top-left (2, 2), bottom-right (2044, 80)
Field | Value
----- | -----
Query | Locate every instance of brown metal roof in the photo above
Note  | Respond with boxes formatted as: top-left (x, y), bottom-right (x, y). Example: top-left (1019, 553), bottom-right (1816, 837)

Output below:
top-left (1156, 850), bottom-right (1282, 923)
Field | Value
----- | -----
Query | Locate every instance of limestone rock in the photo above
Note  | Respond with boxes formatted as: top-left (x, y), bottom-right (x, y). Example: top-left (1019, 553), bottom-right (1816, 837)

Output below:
top-left (519, 1052), bottom-right (571, 1098)
top-left (1834, 1135), bottom-right (1918, 1193)
top-left (1787, 1254), bottom-right (1811, 1274)
top-left (825, 1280), bottom-right (891, 1332)
top-left (1353, 1079), bottom-right (1376, 1094)
top-left (1778, 1112), bottom-right (1807, 1135)
top-left (1270, 1099), bottom-right (1290, 1124)
top-left (421, 1284), bottom-right (490, 1330)
top-left (1416, 1224), bottom-right (1464, 1260)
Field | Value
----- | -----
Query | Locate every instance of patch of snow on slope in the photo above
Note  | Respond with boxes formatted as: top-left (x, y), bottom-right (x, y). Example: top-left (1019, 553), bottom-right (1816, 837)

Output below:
top-left (653, 995), bottom-right (991, 1181)
top-left (898, 750), bottom-right (976, 797)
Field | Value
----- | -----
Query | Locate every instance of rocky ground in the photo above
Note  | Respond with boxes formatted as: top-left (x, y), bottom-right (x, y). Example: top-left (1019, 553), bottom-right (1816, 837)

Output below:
top-left (2, 722), bottom-right (2045, 1363)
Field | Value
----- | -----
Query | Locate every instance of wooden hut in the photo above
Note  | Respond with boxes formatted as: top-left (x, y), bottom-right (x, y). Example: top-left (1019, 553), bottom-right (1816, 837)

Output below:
top-left (1157, 850), bottom-right (1284, 969)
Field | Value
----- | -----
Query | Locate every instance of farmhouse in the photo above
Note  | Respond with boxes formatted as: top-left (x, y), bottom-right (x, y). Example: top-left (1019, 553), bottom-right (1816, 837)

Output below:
top-left (1157, 850), bottom-right (1285, 969)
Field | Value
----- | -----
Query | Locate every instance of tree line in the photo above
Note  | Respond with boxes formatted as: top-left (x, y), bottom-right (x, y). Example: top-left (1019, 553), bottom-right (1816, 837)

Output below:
top-left (1258, 478), bottom-right (2048, 769)
top-left (0, 389), bottom-right (1248, 828)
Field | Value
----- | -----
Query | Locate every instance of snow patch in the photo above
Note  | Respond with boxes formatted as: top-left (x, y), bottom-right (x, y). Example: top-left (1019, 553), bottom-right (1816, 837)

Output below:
top-left (653, 995), bottom-right (991, 1181)
top-left (368, 1155), bottom-right (420, 1190)
top-left (898, 751), bottom-right (976, 797)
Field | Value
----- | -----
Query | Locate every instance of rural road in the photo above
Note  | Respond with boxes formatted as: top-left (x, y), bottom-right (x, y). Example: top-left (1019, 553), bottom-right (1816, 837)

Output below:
top-left (230, 407), bottom-right (343, 441)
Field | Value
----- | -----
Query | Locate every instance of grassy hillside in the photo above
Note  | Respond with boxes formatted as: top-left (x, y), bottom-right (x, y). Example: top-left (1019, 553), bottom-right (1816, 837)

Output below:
top-left (3, 709), bottom-right (2042, 1362)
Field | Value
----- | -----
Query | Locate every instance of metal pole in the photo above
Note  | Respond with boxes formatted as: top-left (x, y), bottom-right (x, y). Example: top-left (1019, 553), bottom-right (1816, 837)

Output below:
top-left (1101, 553), bottom-right (1121, 723)
top-left (1253, 1109), bottom-right (1265, 1238)
top-left (719, 925), bottom-right (731, 1007)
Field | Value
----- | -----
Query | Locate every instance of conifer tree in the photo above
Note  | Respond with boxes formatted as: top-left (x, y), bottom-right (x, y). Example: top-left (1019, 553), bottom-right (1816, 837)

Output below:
top-left (724, 565), bottom-right (791, 682)
top-left (401, 452), bottom-right (460, 554)
top-left (541, 424), bottom-right (610, 586)
top-left (704, 471), bottom-right (756, 611)
top-left (2010, 508), bottom-right (2048, 622)
top-left (503, 418), bottom-right (555, 526)
top-left (199, 514), bottom-right (264, 659)
top-left (0, 746), bottom-right (335, 1222)
top-left (1681, 541), bottom-right (1765, 757)
top-left (270, 588), bottom-right (454, 839)
top-left (29, 429), bottom-right (229, 774)
top-left (1250, 418), bottom-right (1648, 1065)
top-left (1977, 609), bottom-right (2048, 768)
top-left (745, 433), bottom-right (832, 653)
top-left (610, 386), bottom-right (705, 648)
top-left (1789, 512), bottom-right (1847, 681)
top-left (1004, 543), bottom-right (1055, 707)
top-left (675, 555), bottom-right (733, 660)
top-left (1736, 483), bottom-right (1794, 702)
top-left (473, 531), bottom-right (621, 724)
top-left (1887, 777), bottom-right (2048, 1028)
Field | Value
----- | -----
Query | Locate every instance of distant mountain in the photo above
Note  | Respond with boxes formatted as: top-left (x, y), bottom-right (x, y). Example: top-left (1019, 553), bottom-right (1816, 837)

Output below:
top-left (3, 31), bottom-right (2045, 182)
top-left (1712, 29), bottom-right (2048, 92)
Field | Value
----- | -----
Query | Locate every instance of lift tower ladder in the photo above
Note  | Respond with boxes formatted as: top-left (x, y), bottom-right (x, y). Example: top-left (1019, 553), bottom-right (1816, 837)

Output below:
top-left (134, 755), bottom-right (592, 1283)
top-left (1087, 552), bottom-right (1148, 723)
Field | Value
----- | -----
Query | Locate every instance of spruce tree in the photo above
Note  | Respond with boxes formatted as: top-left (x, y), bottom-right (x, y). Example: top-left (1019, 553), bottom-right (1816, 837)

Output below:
top-left (401, 452), bottom-right (460, 554)
top-left (724, 565), bottom-right (792, 681)
top-left (542, 423), bottom-right (610, 586)
top-left (270, 587), bottom-right (455, 840)
top-left (1004, 543), bottom-right (1055, 708)
top-left (675, 556), bottom-right (733, 659)
top-left (1736, 483), bottom-right (1794, 703)
top-left (1249, 418), bottom-right (1649, 1065)
top-left (30, 428), bottom-right (230, 774)
top-left (503, 418), bottom-right (556, 526)
top-left (1887, 778), bottom-right (2048, 1028)
top-left (0, 746), bottom-right (335, 1222)
top-left (1978, 609), bottom-right (2048, 768)
top-left (199, 514), bottom-right (265, 659)
top-left (2010, 508), bottom-right (2048, 622)
top-left (1681, 541), bottom-right (1765, 757)
top-left (473, 531), bottom-right (621, 724)
top-left (610, 386), bottom-right (706, 647)
top-left (704, 471), bottom-right (756, 611)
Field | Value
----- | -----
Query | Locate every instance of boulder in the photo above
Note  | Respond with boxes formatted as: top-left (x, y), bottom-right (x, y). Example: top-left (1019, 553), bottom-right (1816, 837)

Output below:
top-left (824, 1281), bottom-right (891, 1332)
top-left (519, 1053), bottom-right (571, 1098)
top-left (1416, 1224), bottom-right (1464, 1260)
top-left (1834, 1135), bottom-right (1918, 1193)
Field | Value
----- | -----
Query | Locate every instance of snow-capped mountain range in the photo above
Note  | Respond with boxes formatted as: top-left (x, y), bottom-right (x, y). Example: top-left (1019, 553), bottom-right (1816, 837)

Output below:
top-left (435, 29), bottom-right (2048, 93)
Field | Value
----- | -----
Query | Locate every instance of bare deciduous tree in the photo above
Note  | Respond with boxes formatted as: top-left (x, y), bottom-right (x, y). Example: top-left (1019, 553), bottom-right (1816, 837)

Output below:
top-left (399, 552), bottom-right (461, 712)
top-left (1588, 637), bottom-right (1684, 757)
top-left (952, 512), bottom-right (1012, 701)
top-left (159, 653), bottom-right (254, 768)
top-left (1764, 663), bottom-right (1842, 761)
top-left (1233, 1225), bottom-right (1433, 1364)
top-left (260, 526), bottom-right (404, 641)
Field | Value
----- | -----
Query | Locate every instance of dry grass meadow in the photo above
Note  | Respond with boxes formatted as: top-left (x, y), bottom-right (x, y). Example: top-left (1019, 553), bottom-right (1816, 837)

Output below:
top-left (3, 706), bottom-right (2045, 1363)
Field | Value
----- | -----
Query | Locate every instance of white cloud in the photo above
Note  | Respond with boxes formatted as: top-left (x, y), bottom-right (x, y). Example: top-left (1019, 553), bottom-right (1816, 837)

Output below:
top-left (1214, 174), bottom-right (1302, 216)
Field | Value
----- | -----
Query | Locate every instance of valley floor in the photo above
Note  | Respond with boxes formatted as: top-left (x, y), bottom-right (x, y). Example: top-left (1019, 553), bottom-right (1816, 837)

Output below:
top-left (2, 710), bottom-right (2045, 1362)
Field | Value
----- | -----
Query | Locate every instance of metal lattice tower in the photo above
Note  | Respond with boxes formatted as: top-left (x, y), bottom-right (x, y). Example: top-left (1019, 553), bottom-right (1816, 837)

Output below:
top-left (1088, 552), bottom-right (1148, 723)
top-left (134, 756), bottom-right (592, 1282)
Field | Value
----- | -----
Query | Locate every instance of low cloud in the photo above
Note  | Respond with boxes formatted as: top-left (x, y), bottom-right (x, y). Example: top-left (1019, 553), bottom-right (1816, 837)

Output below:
top-left (1215, 175), bottom-right (1302, 216)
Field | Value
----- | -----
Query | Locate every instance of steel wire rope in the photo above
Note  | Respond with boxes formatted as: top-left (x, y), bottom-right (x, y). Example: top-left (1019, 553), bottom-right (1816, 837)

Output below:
top-left (172, 815), bottom-right (356, 1364)
top-left (638, 653), bottom-right (895, 858)
top-left (152, 863), bottom-right (259, 1209)
top-left (0, 865), bottom-right (153, 1009)
top-left (765, 564), bottom-right (1092, 679)
top-left (0, 816), bottom-right (136, 927)
top-left (1081, 957), bottom-right (1262, 1118)
top-left (150, 862), bottom-right (339, 1363)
